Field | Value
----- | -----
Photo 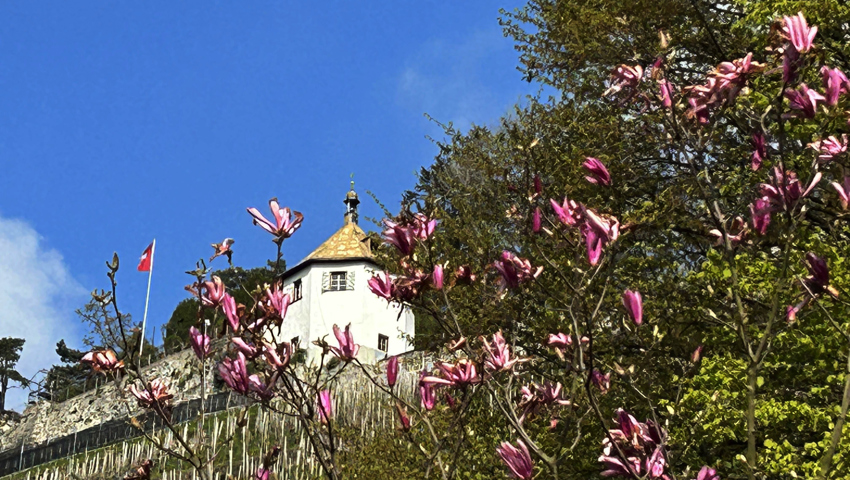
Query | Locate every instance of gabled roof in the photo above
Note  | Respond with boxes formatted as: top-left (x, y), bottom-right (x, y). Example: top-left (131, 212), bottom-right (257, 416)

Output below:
top-left (282, 222), bottom-right (375, 280)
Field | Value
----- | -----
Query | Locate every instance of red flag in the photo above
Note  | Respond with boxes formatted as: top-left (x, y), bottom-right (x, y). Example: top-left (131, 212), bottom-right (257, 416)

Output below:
top-left (138, 242), bottom-right (154, 272)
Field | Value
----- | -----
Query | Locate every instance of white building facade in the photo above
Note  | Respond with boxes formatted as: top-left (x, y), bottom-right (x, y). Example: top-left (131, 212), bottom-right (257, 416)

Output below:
top-left (272, 186), bottom-right (415, 364)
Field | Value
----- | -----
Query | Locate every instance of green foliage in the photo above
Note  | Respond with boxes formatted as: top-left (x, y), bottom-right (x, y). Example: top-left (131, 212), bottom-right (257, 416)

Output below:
top-left (0, 337), bottom-right (28, 411)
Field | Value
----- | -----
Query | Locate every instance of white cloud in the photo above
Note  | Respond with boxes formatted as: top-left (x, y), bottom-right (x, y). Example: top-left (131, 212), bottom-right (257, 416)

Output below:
top-left (396, 27), bottom-right (525, 132)
top-left (0, 215), bottom-right (85, 412)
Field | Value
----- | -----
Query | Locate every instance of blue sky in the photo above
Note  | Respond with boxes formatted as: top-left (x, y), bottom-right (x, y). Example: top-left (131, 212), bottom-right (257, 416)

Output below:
top-left (0, 2), bottom-right (537, 410)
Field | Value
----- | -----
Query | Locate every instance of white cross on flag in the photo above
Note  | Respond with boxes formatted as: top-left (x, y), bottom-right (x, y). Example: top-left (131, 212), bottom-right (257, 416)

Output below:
top-left (137, 242), bottom-right (154, 272)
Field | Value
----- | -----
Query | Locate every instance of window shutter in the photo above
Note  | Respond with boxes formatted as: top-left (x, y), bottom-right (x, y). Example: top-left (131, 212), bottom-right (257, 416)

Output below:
top-left (322, 272), bottom-right (330, 292)
top-left (347, 271), bottom-right (355, 290)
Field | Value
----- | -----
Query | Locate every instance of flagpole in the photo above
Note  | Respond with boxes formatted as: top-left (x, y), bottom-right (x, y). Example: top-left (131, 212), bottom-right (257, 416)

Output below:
top-left (139, 239), bottom-right (156, 357)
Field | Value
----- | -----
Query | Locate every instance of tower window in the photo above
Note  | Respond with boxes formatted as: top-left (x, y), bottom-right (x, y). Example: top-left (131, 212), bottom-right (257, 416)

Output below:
top-left (378, 334), bottom-right (389, 352)
top-left (330, 272), bottom-right (347, 291)
top-left (292, 279), bottom-right (303, 302)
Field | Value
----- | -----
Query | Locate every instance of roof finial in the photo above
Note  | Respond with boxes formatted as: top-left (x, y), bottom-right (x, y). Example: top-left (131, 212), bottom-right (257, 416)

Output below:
top-left (343, 174), bottom-right (360, 225)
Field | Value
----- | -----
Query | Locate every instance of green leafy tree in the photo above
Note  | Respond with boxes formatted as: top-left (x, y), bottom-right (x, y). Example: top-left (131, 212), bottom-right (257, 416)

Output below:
top-left (0, 337), bottom-right (29, 411)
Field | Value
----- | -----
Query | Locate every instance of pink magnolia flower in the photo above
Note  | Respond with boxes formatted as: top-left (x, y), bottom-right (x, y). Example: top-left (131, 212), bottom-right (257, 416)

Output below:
top-left (658, 79), bottom-right (673, 108)
top-left (497, 439), bottom-right (534, 480)
top-left (447, 336), bottom-right (467, 351)
top-left (599, 455), bottom-right (642, 478)
top-left (759, 166), bottom-right (821, 211)
top-left (422, 359), bottom-right (479, 387)
top-left (782, 12), bottom-right (818, 54)
top-left (809, 135), bottom-right (848, 163)
top-left (803, 252), bottom-right (837, 297)
top-left (581, 209), bottom-right (620, 265)
top-left (247, 198), bottom-right (303, 242)
top-left (691, 345), bottom-right (704, 363)
top-left (695, 466), bottom-right (719, 480)
top-left (263, 282), bottom-right (291, 319)
top-left (712, 53), bottom-right (764, 102)
top-left (783, 46), bottom-right (800, 84)
top-left (209, 237), bottom-right (234, 263)
top-left (222, 293), bottom-right (240, 332)
top-left (583, 157), bottom-right (612, 186)
top-left (317, 390), bottom-right (333, 424)
top-left (419, 377), bottom-right (437, 411)
top-left (395, 403), bottom-right (412, 431)
top-left (591, 370), bottom-right (611, 395)
top-left (255, 468), bottom-right (270, 480)
top-left (219, 352), bottom-right (251, 395)
top-left (751, 131), bottom-right (767, 171)
top-left (232, 337), bottom-right (259, 359)
top-left (432, 264), bottom-right (444, 290)
top-left (708, 216), bottom-right (746, 245)
top-left (188, 326), bottom-right (211, 360)
top-left (604, 64), bottom-right (644, 98)
top-left (783, 84), bottom-right (826, 119)
top-left (481, 330), bottom-right (519, 372)
top-left (382, 220), bottom-right (416, 256)
top-left (411, 213), bottom-right (437, 240)
top-left (201, 276), bottom-right (227, 308)
top-left (262, 341), bottom-right (292, 370)
top-left (550, 197), bottom-right (579, 226)
top-left (386, 356), bottom-right (399, 387)
top-left (622, 290), bottom-right (643, 326)
top-left (749, 197), bottom-right (772, 235)
top-left (646, 447), bottom-right (667, 479)
top-left (248, 374), bottom-right (275, 401)
top-left (455, 265), bottom-right (477, 284)
top-left (821, 66), bottom-right (849, 106)
top-left (128, 379), bottom-right (173, 409)
top-left (494, 251), bottom-right (543, 289)
top-left (367, 272), bottom-right (395, 302)
top-left (519, 381), bottom-right (571, 422)
top-left (330, 323), bottom-right (360, 361)
top-left (832, 176), bottom-right (850, 209)
top-left (547, 332), bottom-right (573, 360)
top-left (81, 349), bottom-right (124, 373)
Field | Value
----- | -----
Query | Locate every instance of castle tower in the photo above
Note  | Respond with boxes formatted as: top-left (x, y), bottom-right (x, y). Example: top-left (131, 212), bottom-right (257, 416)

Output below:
top-left (273, 183), bottom-right (415, 364)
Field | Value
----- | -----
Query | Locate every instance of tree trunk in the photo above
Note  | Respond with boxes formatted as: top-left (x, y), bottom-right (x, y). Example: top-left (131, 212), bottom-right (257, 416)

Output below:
top-left (746, 364), bottom-right (758, 480)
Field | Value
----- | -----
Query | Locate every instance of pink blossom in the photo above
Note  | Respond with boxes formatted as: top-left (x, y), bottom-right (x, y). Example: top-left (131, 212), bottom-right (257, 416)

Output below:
top-left (550, 197), bottom-right (579, 226)
top-left (128, 379), bottom-right (173, 409)
top-left (481, 330), bottom-right (519, 372)
top-left (658, 79), bottom-right (673, 108)
top-left (247, 198), bottom-right (303, 242)
top-left (695, 466), bottom-right (719, 480)
top-left (330, 323), bottom-right (360, 361)
top-left (263, 282), bottom-right (291, 319)
top-left (188, 326), bottom-right (211, 360)
top-left (821, 66), bottom-right (849, 106)
top-left (782, 12), bottom-right (818, 53)
top-left (783, 84), bottom-right (826, 119)
top-left (751, 131), bottom-right (767, 171)
top-left (749, 197), bottom-right (772, 235)
top-left (583, 157), bottom-right (612, 186)
top-left (219, 352), bottom-right (251, 394)
top-left (497, 440), bottom-right (534, 480)
top-left (591, 370), bottom-right (611, 395)
top-left (622, 290), bottom-right (643, 326)
top-left (691, 345), bottom-right (704, 363)
top-left (494, 251), bottom-right (543, 289)
top-left (395, 403), bottom-right (412, 431)
top-left (422, 359), bottom-right (479, 387)
top-left (712, 53), bottom-right (764, 102)
top-left (809, 135), bottom-right (847, 163)
top-left (262, 341), bottom-right (292, 370)
top-left (222, 293), bottom-right (240, 332)
top-left (209, 238), bottom-right (234, 263)
top-left (411, 213), bottom-right (437, 240)
top-left (382, 220), bottom-right (416, 256)
top-left (519, 381), bottom-right (571, 422)
top-left (646, 447), bottom-right (667, 478)
top-left (759, 166), bottom-right (820, 211)
top-left (432, 264), bottom-right (444, 290)
top-left (455, 265), bottom-right (477, 284)
top-left (547, 332), bottom-right (573, 360)
top-left (248, 374), bottom-right (275, 401)
top-left (367, 272), bottom-right (395, 302)
top-left (81, 349), bottom-right (124, 373)
top-left (201, 276), bottom-right (227, 308)
top-left (419, 372), bottom-right (437, 410)
top-left (386, 356), bottom-right (399, 388)
top-left (581, 209), bottom-right (620, 265)
top-left (604, 64), bottom-right (644, 98)
top-left (232, 337), bottom-right (259, 359)
top-left (599, 455), bottom-right (642, 478)
top-left (832, 176), bottom-right (850, 209)
top-left (317, 390), bottom-right (333, 424)
top-left (255, 468), bottom-right (270, 480)
top-left (803, 252), bottom-right (836, 296)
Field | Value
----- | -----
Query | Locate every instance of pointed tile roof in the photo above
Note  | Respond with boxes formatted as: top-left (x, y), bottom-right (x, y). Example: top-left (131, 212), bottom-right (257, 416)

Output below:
top-left (302, 222), bottom-right (373, 262)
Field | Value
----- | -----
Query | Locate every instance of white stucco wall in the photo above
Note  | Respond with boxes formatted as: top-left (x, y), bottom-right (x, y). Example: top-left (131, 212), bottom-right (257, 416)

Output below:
top-left (272, 260), bottom-right (414, 364)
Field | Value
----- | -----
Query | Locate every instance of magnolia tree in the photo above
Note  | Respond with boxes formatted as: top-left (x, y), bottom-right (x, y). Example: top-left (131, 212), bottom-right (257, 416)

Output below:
top-left (78, 11), bottom-right (849, 480)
